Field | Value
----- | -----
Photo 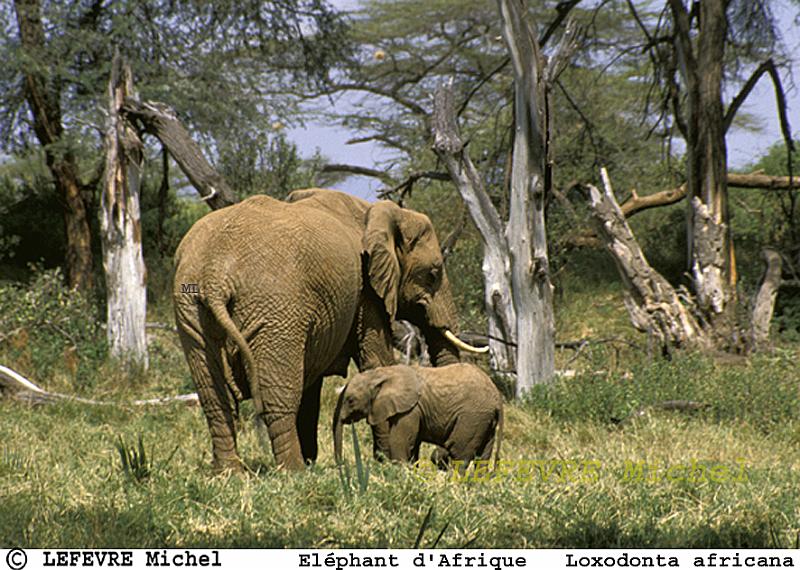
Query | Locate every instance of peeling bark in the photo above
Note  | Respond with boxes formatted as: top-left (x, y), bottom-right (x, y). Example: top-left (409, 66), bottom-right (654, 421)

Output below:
top-left (432, 85), bottom-right (518, 381)
top-left (586, 169), bottom-right (707, 353)
top-left (431, 1), bottom-right (577, 395)
top-left (101, 53), bottom-right (148, 370)
top-left (499, 0), bottom-right (557, 394)
top-left (669, 0), bottom-right (735, 330)
top-left (690, 197), bottom-right (729, 317)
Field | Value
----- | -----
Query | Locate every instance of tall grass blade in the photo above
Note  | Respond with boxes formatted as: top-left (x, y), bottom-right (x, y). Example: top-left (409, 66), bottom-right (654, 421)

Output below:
top-left (414, 505), bottom-right (435, 548)
top-left (431, 519), bottom-right (451, 548)
top-left (351, 424), bottom-right (369, 494)
top-left (337, 460), bottom-right (353, 499)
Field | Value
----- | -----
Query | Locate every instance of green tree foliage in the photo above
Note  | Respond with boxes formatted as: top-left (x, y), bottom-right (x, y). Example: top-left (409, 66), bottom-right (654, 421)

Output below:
top-left (318, 0), bottom-right (680, 188)
top-left (0, 0), bottom-right (351, 153)
top-left (218, 132), bottom-right (326, 200)
top-left (0, 266), bottom-right (106, 388)
top-left (0, 0), bottom-right (352, 283)
top-left (316, 0), bottom-right (683, 319)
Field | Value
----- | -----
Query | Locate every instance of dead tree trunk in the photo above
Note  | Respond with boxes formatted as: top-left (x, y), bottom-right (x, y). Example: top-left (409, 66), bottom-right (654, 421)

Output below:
top-left (121, 99), bottom-right (237, 210)
top-left (669, 0), bottom-right (735, 330)
top-left (499, 0), bottom-right (559, 394)
top-left (432, 85), bottom-right (518, 381)
top-left (749, 248), bottom-right (783, 350)
top-left (432, 1), bottom-right (578, 395)
top-left (586, 169), bottom-right (708, 354)
top-left (101, 54), bottom-right (148, 371)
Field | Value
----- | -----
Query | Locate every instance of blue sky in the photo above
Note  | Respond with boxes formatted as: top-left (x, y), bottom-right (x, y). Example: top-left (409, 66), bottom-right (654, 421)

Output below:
top-left (288, 0), bottom-right (800, 201)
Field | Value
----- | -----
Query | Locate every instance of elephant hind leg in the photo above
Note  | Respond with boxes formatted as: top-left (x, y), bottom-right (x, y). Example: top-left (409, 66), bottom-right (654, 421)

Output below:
top-left (446, 419), bottom-right (494, 474)
top-left (177, 328), bottom-right (242, 472)
top-left (250, 339), bottom-right (306, 471)
top-left (477, 432), bottom-right (496, 461)
top-left (431, 446), bottom-right (451, 470)
top-left (296, 378), bottom-right (323, 464)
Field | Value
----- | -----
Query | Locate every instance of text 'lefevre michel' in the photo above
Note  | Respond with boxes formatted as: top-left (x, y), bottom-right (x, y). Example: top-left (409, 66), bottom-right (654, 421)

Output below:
top-left (41, 550), bottom-right (221, 567)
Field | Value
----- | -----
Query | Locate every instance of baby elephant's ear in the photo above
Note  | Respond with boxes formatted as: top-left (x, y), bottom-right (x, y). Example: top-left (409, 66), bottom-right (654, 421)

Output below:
top-left (368, 366), bottom-right (422, 426)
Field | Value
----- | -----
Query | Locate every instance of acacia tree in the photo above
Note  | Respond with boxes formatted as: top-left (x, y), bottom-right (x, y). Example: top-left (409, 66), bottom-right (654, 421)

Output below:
top-left (11, 0), bottom-right (95, 290)
top-left (302, 0), bottom-right (609, 391)
top-left (2, 0), bottom-right (350, 291)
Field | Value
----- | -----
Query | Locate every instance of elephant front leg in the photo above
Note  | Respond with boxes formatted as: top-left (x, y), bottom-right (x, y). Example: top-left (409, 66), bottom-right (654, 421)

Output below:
top-left (371, 422), bottom-right (392, 461)
top-left (296, 378), bottom-right (323, 464)
top-left (386, 411), bottom-right (422, 463)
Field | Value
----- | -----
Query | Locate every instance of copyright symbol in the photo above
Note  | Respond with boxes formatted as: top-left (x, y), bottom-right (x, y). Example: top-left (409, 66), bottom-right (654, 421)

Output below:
top-left (6, 549), bottom-right (27, 570)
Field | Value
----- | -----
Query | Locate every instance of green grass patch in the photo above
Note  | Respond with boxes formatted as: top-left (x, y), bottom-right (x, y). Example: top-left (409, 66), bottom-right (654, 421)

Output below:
top-left (1, 347), bottom-right (798, 548)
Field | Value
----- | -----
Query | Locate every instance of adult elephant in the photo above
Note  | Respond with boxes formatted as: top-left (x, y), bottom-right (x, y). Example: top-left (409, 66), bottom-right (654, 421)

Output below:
top-left (173, 188), bottom-right (486, 471)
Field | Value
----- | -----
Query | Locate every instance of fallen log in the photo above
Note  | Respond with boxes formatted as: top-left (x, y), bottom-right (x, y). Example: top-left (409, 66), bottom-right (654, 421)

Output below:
top-left (611, 400), bottom-right (710, 426)
top-left (0, 364), bottom-right (199, 407)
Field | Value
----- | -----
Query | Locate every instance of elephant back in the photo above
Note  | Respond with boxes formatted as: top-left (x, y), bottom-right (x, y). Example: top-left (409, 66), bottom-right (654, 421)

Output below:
top-left (419, 364), bottom-right (501, 434)
top-left (286, 188), bottom-right (370, 231)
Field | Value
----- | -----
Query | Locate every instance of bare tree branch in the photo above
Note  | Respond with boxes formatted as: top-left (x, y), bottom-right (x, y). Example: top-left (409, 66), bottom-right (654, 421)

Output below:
top-left (539, 0), bottom-right (583, 47)
top-left (321, 163), bottom-right (396, 185)
top-left (749, 248), bottom-right (782, 350)
top-left (457, 57), bottom-right (510, 117)
top-left (545, 18), bottom-right (583, 83)
top-left (121, 98), bottom-right (237, 209)
top-left (585, 168), bottom-right (708, 353)
top-left (306, 83), bottom-right (428, 116)
top-left (724, 58), bottom-right (793, 147)
top-left (377, 170), bottom-right (451, 201)
top-left (0, 364), bottom-right (198, 407)
top-left (346, 134), bottom-right (413, 155)
top-left (432, 83), bottom-right (505, 253)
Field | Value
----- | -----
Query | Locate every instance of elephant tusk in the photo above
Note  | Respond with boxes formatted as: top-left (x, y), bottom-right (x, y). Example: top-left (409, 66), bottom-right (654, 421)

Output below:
top-left (444, 330), bottom-right (490, 354)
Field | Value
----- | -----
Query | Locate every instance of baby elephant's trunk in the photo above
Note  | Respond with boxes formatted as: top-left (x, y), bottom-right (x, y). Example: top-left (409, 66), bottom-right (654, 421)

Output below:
top-left (332, 389), bottom-right (346, 465)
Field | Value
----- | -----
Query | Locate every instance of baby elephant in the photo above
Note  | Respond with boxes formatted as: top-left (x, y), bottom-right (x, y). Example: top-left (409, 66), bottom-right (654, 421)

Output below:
top-left (332, 363), bottom-right (503, 471)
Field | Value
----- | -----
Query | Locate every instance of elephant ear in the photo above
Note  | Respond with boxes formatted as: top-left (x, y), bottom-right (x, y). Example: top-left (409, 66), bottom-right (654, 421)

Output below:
top-left (368, 366), bottom-right (422, 425)
top-left (364, 201), bottom-right (403, 319)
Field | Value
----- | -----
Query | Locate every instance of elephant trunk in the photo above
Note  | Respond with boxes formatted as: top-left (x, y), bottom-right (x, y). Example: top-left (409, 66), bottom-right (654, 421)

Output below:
top-left (423, 273), bottom-right (487, 364)
top-left (424, 325), bottom-right (461, 366)
top-left (332, 387), bottom-right (346, 465)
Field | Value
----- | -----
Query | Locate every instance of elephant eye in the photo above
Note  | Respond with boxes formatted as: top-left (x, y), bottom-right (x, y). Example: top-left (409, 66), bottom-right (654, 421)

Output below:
top-left (427, 265), bottom-right (441, 286)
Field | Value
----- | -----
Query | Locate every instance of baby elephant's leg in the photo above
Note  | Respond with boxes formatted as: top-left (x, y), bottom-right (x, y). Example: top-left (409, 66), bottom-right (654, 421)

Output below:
top-left (447, 418), bottom-right (494, 474)
top-left (477, 432), bottom-right (496, 461)
top-left (371, 423), bottom-right (391, 462)
top-left (386, 411), bottom-right (420, 462)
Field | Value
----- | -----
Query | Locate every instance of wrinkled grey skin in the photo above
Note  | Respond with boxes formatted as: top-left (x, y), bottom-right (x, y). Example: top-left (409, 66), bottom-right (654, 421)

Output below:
top-left (173, 188), bottom-right (474, 471)
top-left (333, 364), bottom-right (504, 472)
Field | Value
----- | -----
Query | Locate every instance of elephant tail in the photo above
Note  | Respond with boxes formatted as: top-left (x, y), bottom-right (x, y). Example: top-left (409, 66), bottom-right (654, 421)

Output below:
top-left (493, 403), bottom-right (504, 471)
top-left (206, 298), bottom-right (263, 416)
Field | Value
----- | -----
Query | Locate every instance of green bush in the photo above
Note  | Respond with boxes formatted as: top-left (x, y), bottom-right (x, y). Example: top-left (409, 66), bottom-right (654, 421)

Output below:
top-left (0, 265), bottom-right (106, 390)
top-left (524, 351), bottom-right (799, 434)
